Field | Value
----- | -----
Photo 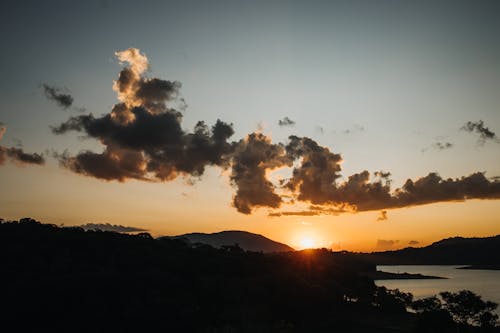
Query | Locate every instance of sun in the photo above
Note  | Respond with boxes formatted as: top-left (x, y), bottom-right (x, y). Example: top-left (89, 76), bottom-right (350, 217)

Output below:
top-left (299, 237), bottom-right (316, 249)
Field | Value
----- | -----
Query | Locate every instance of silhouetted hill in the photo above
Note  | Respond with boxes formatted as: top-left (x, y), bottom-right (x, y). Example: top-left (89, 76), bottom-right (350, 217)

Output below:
top-left (2, 218), bottom-right (498, 332)
top-left (167, 230), bottom-right (294, 253)
top-left (0, 218), bottom-right (406, 332)
top-left (363, 235), bottom-right (500, 265)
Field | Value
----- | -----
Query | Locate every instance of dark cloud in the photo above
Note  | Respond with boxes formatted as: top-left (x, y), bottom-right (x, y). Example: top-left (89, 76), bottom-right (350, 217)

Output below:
top-left (0, 124), bottom-right (45, 166)
top-left (52, 48), bottom-right (500, 216)
top-left (43, 84), bottom-right (74, 109)
top-left (76, 223), bottom-right (147, 233)
top-left (461, 120), bottom-right (498, 144)
top-left (230, 133), bottom-right (291, 214)
top-left (377, 210), bottom-right (388, 221)
top-left (433, 142), bottom-right (453, 150)
top-left (276, 136), bottom-right (500, 214)
top-left (284, 135), bottom-right (343, 204)
top-left (53, 112), bottom-right (234, 181)
top-left (54, 146), bottom-right (147, 181)
top-left (3, 147), bottom-right (45, 165)
top-left (53, 48), bottom-right (234, 182)
top-left (376, 239), bottom-right (399, 249)
top-left (278, 117), bottom-right (295, 127)
top-left (408, 240), bottom-right (420, 246)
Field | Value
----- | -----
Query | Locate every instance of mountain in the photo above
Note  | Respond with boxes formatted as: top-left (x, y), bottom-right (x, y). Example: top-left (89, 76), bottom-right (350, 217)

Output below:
top-left (166, 230), bottom-right (295, 253)
top-left (362, 235), bottom-right (500, 265)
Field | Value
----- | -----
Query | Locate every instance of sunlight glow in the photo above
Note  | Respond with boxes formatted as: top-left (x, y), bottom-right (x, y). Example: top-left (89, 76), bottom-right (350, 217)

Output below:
top-left (299, 237), bottom-right (316, 249)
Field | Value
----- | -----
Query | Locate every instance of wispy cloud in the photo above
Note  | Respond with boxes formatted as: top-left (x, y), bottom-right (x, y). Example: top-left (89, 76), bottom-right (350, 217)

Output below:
top-left (461, 120), bottom-right (498, 145)
top-left (278, 117), bottom-right (295, 127)
top-left (376, 239), bottom-right (399, 249)
top-left (75, 223), bottom-right (147, 233)
top-left (0, 123), bottom-right (45, 166)
top-left (42, 84), bottom-right (74, 109)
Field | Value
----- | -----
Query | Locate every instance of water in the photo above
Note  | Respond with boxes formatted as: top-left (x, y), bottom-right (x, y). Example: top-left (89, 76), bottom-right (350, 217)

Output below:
top-left (376, 265), bottom-right (500, 313)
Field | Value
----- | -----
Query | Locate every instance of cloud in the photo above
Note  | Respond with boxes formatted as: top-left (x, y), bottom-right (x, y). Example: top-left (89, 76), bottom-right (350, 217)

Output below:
top-left (115, 48), bottom-right (149, 77)
top-left (278, 139), bottom-right (500, 214)
top-left (2, 147), bottom-right (45, 165)
top-left (433, 142), bottom-right (453, 150)
top-left (52, 48), bottom-right (500, 216)
top-left (53, 48), bottom-right (234, 182)
top-left (343, 124), bottom-right (365, 134)
top-left (461, 120), bottom-right (498, 144)
top-left (268, 204), bottom-right (354, 217)
top-left (76, 223), bottom-right (147, 233)
top-left (377, 210), bottom-right (388, 221)
top-left (376, 239), bottom-right (399, 249)
top-left (42, 84), bottom-right (74, 109)
top-left (408, 240), bottom-right (419, 245)
top-left (284, 135), bottom-right (343, 203)
top-left (278, 117), bottom-right (295, 127)
top-left (269, 210), bottom-right (319, 217)
top-left (230, 133), bottom-right (291, 214)
top-left (421, 141), bottom-right (453, 153)
top-left (0, 124), bottom-right (45, 166)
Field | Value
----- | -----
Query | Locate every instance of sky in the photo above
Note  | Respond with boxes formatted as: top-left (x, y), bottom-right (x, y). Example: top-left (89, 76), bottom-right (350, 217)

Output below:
top-left (1, 0), bottom-right (500, 251)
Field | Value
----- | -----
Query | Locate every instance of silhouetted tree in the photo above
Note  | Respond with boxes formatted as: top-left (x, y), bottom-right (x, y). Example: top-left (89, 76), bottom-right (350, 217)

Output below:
top-left (411, 296), bottom-right (455, 332)
top-left (373, 286), bottom-right (413, 313)
top-left (440, 290), bottom-right (499, 328)
top-left (411, 296), bottom-right (443, 313)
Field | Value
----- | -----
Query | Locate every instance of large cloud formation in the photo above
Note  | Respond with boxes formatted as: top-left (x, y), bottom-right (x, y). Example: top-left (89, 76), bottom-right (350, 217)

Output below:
top-left (53, 48), bottom-right (500, 216)
top-left (53, 49), bottom-right (234, 182)
top-left (0, 123), bottom-right (45, 166)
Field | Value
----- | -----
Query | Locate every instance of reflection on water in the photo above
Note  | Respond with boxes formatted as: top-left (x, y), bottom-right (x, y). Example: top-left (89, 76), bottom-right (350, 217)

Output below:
top-left (376, 265), bottom-right (500, 314)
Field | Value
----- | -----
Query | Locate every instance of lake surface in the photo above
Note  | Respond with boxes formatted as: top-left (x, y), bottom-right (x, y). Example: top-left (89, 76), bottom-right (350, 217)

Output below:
top-left (376, 265), bottom-right (500, 313)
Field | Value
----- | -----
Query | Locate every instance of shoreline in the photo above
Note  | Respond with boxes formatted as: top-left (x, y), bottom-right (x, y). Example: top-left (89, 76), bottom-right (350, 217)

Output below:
top-left (457, 265), bottom-right (500, 270)
top-left (368, 270), bottom-right (447, 280)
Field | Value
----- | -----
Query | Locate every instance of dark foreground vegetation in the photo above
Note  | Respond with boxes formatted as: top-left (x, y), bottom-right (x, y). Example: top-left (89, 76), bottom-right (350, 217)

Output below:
top-left (1, 218), bottom-right (499, 332)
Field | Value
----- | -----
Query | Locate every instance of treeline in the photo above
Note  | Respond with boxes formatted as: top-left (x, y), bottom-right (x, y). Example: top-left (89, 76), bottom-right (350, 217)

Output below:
top-left (0, 218), bottom-right (498, 332)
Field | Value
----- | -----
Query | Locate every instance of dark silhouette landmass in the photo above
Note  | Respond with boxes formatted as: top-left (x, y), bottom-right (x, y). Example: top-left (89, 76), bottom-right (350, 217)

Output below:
top-left (361, 235), bottom-right (500, 266)
top-left (367, 271), bottom-right (447, 280)
top-left (458, 265), bottom-right (500, 270)
top-left (1, 218), bottom-right (498, 332)
top-left (167, 230), bottom-right (295, 253)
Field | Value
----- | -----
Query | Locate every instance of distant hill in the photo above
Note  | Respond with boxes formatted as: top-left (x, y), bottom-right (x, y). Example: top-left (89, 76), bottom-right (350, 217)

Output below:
top-left (166, 230), bottom-right (295, 253)
top-left (362, 235), bottom-right (500, 265)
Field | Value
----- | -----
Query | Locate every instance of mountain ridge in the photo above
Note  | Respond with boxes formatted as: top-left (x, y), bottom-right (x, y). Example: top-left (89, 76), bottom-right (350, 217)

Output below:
top-left (164, 230), bottom-right (295, 253)
top-left (362, 234), bottom-right (500, 265)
